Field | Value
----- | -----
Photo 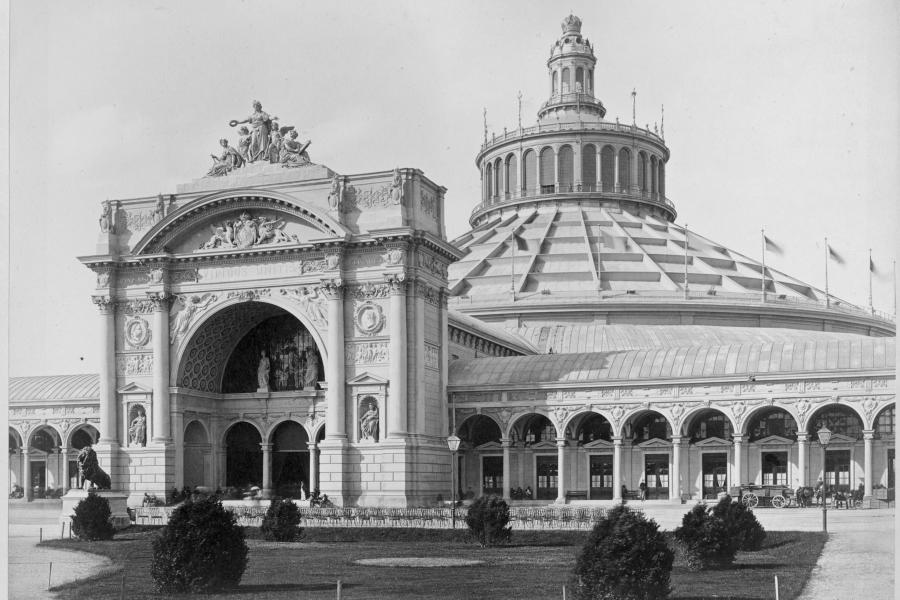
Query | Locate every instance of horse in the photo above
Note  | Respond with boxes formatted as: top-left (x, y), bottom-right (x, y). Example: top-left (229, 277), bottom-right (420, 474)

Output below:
top-left (77, 446), bottom-right (111, 490)
top-left (794, 486), bottom-right (815, 507)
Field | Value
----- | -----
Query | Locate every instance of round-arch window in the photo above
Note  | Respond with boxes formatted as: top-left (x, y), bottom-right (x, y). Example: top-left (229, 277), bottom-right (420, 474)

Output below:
top-left (875, 406), bottom-right (895, 438)
top-left (576, 414), bottom-right (612, 444)
top-left (70, 429), bottom-right (95, 450)
top-left (807, 406), bottom-right (863, 440)
top-left (522, 415), bottom-right (555, 445)
top-left (31, 430), bottom-right (58, 453)
top-left (688, 411), bottom-right (732, 442)
top-left (747, 409), bottom-right (797, 442)
top-left (630, 413), bottom-right (670, 443)
top-left (459, 415), bottom-right (501, 447)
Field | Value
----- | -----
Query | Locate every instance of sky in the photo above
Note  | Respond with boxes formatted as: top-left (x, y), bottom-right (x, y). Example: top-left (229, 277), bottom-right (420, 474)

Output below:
top-left (7, 0), bottom-right (900, 377)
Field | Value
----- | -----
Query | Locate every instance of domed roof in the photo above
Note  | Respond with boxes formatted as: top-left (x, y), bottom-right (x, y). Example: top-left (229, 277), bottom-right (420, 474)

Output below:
top-left (447, 201), bottom-right (893, 335)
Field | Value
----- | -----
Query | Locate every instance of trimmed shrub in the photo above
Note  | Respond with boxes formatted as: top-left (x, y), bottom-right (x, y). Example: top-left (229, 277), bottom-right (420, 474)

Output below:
top-left (464, 495), bottom-right (511, 547)
top-left (571, 505), bottom-right (673, 600)
top-left (674, 503), bottom-right (740, 570)
top-left (71, 491), bottom-right (115, 541)
top-left (710, 495), bottom-right (766, 551)
top-left (151, 496), bottom-right (248, 594)
top-left (260, 497), bottom-right (302, 542)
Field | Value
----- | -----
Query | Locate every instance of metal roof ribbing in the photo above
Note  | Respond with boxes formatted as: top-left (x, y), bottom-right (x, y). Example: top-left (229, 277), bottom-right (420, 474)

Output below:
top-left (10, 374), bottom-right (100, 403)
top-left (448, 337), bottom-right (895, 388)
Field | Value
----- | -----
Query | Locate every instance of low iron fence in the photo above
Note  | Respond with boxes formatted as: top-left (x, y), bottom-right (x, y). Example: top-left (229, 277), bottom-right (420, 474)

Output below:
top-left (132, 504), bottom-right (628, 530)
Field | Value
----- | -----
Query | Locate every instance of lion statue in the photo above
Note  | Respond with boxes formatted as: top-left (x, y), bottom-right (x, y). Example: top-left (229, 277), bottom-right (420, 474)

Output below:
top-left (77, 445), bottom-right (111, 490)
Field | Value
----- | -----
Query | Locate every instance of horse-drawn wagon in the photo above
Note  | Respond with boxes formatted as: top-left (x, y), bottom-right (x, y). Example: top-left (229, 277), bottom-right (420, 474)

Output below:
top-left (735, 484), bottom-right (795, 508)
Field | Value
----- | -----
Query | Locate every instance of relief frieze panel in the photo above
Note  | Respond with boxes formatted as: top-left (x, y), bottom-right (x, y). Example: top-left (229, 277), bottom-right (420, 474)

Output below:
top-left (116, 353), bottom-right (154, 376)
top-left (280, 286), bottom-right (328, 328)
top-left (345, 341), bottom-right (389, 365)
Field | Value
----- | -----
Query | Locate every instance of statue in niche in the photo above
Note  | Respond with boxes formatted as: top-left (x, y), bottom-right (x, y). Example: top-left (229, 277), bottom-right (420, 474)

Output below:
top-left (207, 138), bottom-right (245, 177)
top-left (99, 200), bottom-right (114, 233)
top-left (280, 130), bottom-right (311, 167)
top-left (78, 444), bottom-right (111, 490)
top-left (129, 405), bottom-right (147, 447)
top-left (276, 347), bottom-right (297, 391)
top-left (360, 399), bottom-right (379, 441)
top-left (257, 350), bottom-right (271, 392)
top-left (389, 168), bottom-right (404, 204)
top-left (229, 100), bottom-right (279, 163)
top-left (303, 346), bottom-right (319, 390)
top-left (327, 175), bottom-right (344, 210)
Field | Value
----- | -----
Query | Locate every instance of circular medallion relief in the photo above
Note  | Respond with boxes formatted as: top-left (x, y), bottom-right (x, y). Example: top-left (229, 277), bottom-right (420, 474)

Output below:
top-left (354, 302), bottom-right (385, 336)
top-left (124, 316), bottom-right (151, 348)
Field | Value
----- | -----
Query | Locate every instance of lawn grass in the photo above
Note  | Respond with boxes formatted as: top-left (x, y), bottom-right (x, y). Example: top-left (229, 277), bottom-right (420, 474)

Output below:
top-left (43, 527), bottom-right (825, 600)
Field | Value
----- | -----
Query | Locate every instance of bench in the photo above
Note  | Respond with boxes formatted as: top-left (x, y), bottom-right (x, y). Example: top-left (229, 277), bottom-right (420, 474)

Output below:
top-left (565, 490), bottom-right (588, 501)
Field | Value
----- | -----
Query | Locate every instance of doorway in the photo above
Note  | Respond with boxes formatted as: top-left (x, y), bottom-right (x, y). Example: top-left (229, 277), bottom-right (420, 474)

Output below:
top-left (644, 454), bottom-right (669, 500)
top-left (825, 449), bottom-right (851, 492)
top-left (482, 456), bottom-right (503, 496)
top-left (762, 452), bottom-right (788, 486)
top-left (702, 453), bottom-right (728, 498)
top-left (589, 455), bottom-right (613, 499)
top-left (536, 456), bottom-right (558, 500)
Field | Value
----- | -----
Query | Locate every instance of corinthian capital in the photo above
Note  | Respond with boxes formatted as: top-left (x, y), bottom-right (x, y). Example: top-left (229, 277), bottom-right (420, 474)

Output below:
top-left (145, 291), bottom-right (174, 312)
top-left (384, 271), bottom-right (407, 295)
top-left (319, 278), bottom-right (344, 300)
top-left (91, 295), bottom-right (115, 314)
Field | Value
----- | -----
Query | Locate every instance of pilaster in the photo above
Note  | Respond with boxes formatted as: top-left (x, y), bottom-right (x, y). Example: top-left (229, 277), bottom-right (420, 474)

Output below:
top-left (147, 291), bottom-right (173, 443)
top-left (386, 273), bottom-right (408, 438)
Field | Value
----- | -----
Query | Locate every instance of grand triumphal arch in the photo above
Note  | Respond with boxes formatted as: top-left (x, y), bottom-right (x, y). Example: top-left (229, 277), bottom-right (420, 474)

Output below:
top-left (79, 141), bottom-right (462, 507)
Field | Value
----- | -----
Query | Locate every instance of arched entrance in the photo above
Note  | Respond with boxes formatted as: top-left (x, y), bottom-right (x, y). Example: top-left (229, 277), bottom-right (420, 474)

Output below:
top-left (27, 426), bottom-right (61, 497)
top-left (183, 421), bottom-right (210, 488)
top-left (573, 413), bottom-right (613, 499)
top-left (514, 413), bottom-right (557, 500)
top-left (807, 405), bottom-right (864, 492)
top-left (625, 411), bottom-right (672, 500)
top-left (225, 422), bottom-right (262, 488)
top-left (271, 421), bottom-right (309, 498)
top-left (685, 409), bottom-right (732, 498)
top-left (9, 428), bottom-right (23, 492)
top-left (457, 415), bottom-right (502, 497)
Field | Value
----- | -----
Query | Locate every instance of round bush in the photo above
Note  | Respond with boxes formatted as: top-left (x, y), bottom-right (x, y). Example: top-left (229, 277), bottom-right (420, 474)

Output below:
top-left (571, 505), bottom-right (673, 600)
top-left (260, 496), bottom-right (302, 542)
top-left (674, 503), bottom-right (740, 570)
top-left (151, 496), bottom-right (248, 594)
top-left (710, 496), bottom-right (766, 551)
top-left (464, 495), bottom-right (511, 547)
top-left (71, 491), bottom-right (115, 541)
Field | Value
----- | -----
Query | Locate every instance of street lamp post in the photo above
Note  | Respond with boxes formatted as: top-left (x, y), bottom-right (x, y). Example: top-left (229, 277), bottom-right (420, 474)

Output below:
top-left (447, 434), bottom-right (461, 529)
top-left (817, 426), bottom-right (832, 533)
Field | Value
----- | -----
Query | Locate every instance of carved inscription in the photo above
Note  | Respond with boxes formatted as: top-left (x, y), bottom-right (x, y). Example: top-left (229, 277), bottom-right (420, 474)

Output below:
top-left (424, 343), bottom-right (440, 371)
top-left (198, 262), bottom-right (299, 284)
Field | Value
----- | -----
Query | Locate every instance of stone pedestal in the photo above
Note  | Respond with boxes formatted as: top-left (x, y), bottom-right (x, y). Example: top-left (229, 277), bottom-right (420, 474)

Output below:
top-left (61, 490), bottom-right (131, 529)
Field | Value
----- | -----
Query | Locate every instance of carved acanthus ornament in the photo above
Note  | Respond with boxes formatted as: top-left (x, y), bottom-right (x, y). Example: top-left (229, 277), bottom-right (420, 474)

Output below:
top-left (119, 299), bottom-right (157, 314)
top-left (384, 272), bottom-right (407, 295)
top-left (225, 288), bottom-right (270, 302)
top-left (348, 282), bottom-right (390, 300)
top-left (146, 292), bottom-right (174, 312)
top-left (91, 295), bottom-right (115, 314)
top-left (318, 279), bottom-right (343, 300)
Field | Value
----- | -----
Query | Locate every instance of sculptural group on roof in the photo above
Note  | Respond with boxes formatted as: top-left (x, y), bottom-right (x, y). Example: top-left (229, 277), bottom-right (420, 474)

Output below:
top-left (206, 100), bottom-right (311, 177)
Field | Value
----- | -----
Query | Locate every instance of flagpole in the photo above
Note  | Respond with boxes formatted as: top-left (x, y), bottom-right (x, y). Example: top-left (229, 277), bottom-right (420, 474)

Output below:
top-left (761, 229), bottom-right (766, 303)
top-left (824, 237), bottom-right (830, 309)
top-left (510, 231), bottom-right (516, 302)
top-left (683, 224), bottom-right (689, 300)
top-left (868, 248), bottom-right (873, 314)
top-left (893, 260), bottom-right (896, 317)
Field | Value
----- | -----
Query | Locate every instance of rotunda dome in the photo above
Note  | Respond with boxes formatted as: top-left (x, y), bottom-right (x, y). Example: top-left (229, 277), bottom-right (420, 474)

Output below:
top-left (450, 16), bottom-right (893, 339)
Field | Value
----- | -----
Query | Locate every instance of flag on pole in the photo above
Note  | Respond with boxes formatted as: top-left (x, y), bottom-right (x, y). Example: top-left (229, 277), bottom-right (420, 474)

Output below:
top-left (869, 256), bottom-right (878, 275)
top-left (827, 244), bottom-right (844, 265)
top-left (763, 235), bottom-right (783, 255)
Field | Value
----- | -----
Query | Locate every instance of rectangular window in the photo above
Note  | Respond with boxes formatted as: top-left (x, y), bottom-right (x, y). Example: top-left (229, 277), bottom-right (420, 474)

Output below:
top-left (536, 456), bottom-right (558, 500)
top-left (644, 454), bottom-right (669, 500)
top-left (589, 454), bottom-right (613, 500)
top-left (482, 456), bottom-right (503, 494)
top-left (825, 450), bottom-right (851, 492)
top-left (701, 453), bottom-right (728, 498)
top-left (762, 452), bottom-right (788, 486)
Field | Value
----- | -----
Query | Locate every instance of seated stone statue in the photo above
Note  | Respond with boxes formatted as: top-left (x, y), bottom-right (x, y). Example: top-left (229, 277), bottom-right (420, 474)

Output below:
top-left (77, 445), bottom-right (111, 490)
